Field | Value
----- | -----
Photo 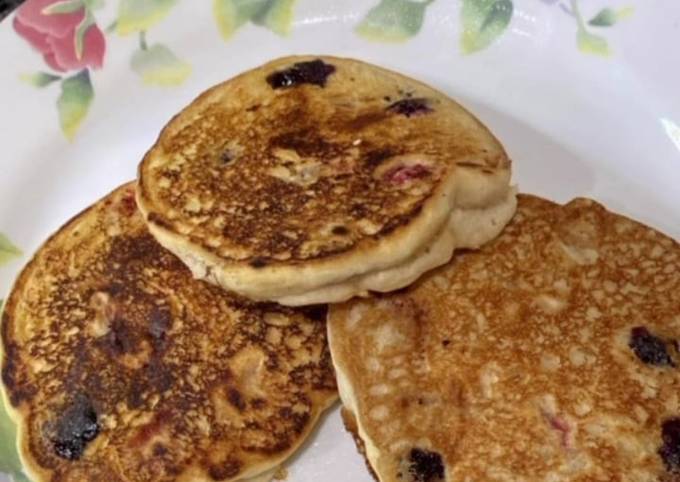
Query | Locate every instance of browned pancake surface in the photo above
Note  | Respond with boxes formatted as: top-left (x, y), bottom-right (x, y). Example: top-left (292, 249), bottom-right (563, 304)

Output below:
top-left (1, 184), bottom-right (337, 482)
top-left (329, 194), bottom-right (680, 482)
top-left (138, 56), bottom-right (508, 267)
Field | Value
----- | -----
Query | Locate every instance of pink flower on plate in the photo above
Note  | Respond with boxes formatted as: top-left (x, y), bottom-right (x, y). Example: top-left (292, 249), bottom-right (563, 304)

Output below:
top-left (13, 0), bottom-right (106, 72)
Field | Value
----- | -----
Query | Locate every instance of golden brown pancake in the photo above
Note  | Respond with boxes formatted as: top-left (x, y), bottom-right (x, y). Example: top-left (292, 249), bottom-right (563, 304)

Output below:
top-left (137, 55), bottom-right (516, 306)
top-left (1, 183), bottom-right (337, 482)
top-left (329, 194), bottom-right (680, 482)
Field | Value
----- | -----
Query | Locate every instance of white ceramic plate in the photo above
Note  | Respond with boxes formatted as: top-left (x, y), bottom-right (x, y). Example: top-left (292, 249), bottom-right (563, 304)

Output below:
top-left (1, 0), bottom-right (679, 480)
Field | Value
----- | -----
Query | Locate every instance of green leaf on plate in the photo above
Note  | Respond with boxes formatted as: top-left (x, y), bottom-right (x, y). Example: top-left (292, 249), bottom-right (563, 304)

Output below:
top-left (577, 27), bottom-right (610, 56)
top-left (57, 70), bottom-right (94, 141)
top-left (213, 0), bottom-right (267, 38)
top-left (82, 0), bottom-right (105, 10)
top-left (116, 0), bottom-right (178, 36)
top-left (588, 7), bottom-right (616, 26)
top-left (105, 20), bottom-right (118, 33)
top-left (356, 0), bottom-right (433, 42)
top-left (0, 386), bottom-right (24, 482)
top-left (131, 43), bottom-right (192, 86)
top-left (570, 0), bottom-right (610, 56)
top-left (616, 6), bottom-right (635, 20)
top-left (0, 298), bottom-right (29, 482)
top-left (0, 234), bottom-right (22, 266)
top-left (588, 6), bottom-right (633, 26)
top-left (11, 471), bottom-right (30, 482)
top-left (590, 7), bottom-right (621, 27)
top-left (213, 0), bottom-right (297, 38)
top-left (251, 0), bottom-right (297, 36)
top-left (460, 0), bottom-right (513, 54)
top-left (19, 72), bottom-right (61, 88)
top-left (41, 0), bottom-right (84, 15)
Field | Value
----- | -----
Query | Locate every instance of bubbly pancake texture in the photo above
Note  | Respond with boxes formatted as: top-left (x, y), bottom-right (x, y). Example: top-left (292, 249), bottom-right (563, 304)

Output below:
top-left (329, 194), bottom-right (680, 482)
top-left (1, 184), bottom-right (337, 482)
top-left (137, 55), bottom-right (515, 305)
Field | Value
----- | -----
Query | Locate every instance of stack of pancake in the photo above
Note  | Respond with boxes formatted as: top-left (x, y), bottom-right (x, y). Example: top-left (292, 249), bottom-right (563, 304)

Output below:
top-left (2, 56), bottom-right (678, 482)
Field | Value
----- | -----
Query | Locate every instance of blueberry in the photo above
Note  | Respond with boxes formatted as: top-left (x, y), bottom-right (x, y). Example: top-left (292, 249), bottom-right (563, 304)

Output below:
top-left (408, 448), bottom-right (444, 482)
top-left (629, 326), bottom-right (675, 366)
top-left (387, 98), bottom-right (432, 117)
top-left (266, 60), bottom-right (336, 89)
top-left (249, 257), bottom-right (268, 268)
top-left (52, 394), bottom-right (100, 460)
top-left (659, 418), bottom-right (680, 472)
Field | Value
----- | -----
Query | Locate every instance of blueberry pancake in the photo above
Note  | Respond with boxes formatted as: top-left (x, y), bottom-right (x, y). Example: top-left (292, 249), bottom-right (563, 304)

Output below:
top-left (137, 55), bottom-right (516, 306)
top-left (0, 183), bottom-right (337, 482)
top-left (328, 194), bottom-right (680, 482)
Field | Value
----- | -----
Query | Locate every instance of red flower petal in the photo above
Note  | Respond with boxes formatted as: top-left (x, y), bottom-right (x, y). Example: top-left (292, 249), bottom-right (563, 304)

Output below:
top-left (83, 24), bottom-right (106, 70)
top-left (43, 50), bottom-right (64, 72)
top-left (48, 23), bottom-right (106, 71)
top-left (13, 15), bottom-right (51, 54)
top-left (15, 0), bottom-right (84, 37)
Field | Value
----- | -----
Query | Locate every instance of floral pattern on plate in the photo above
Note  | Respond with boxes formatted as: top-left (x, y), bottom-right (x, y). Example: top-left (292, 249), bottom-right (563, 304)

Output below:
top-left (14, 0), bottom-right (191, 140)
top-left (0, 234), bottom-right (22, 267)
top-left (13, 0), bottom-right (633, 141)
top-left (213, 0), bottom-right (297, 38)
top-left (356, 0), bottom-right (631, 55)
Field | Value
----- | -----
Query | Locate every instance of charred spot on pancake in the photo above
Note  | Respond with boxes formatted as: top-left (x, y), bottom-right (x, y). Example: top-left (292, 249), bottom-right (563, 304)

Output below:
top-left (442, 339), bottom-right (451, 347)
top-left (350, 111), bottom-right (388, 131)
top-left (51, 394), bottom-right (100, 460)
top-left (364, 149), bottom-right (395, 169)
top-left (408, 448), bottom-right (445, 482)
top-left (126, 381), bottom-right (145, 410)
top-left (219, 150), bottom-right (233, 164)
top-left (153, 443), bottom-right (168, 457)
top-left (387, 98), bottom-right (432, 117)
top-left (208, 458), bottom-right (242, 480)
top-left (270, 128), bottom-right (334, 157)
top-left (350, 202), bottom-right (370, 219)
top-left (659, 418), bottom-right (680, 472)
top-left (1, 335), bottom-right (36, 406)
top-left (148, 306), bottom-right (172, 342)
top-left (266, 59), bottom-right (336, 89)
top-left (629, 326), bottom-right (675, 366)
top-left (127, 360), bottom-right (174, 409)
top-left (147, 359), bottom-right (174, 393)
top-left (301, 305), bottom-right (328, 323)
top-left (146, 212), bottom-right (173, 231)
top-left (106, 282), bottom-right (125, 297)
top-left (332, 225), bottom-right (350, 235)
top-left (249, 257), bottom-right (268, 268)
top-left (102, 316), bottom-right (138, 355)
top-left (227, 388), bottom-right (246, 411)
top-left (245, 104), bottom-right (260, 112)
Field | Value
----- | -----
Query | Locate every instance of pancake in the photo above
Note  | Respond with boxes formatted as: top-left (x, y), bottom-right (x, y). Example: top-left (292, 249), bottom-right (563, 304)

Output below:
top-left (137, 55), bottom-right (516, 306)
top-left (328, 194), bottom-right (680, 482)
top-left (0, 183), bottom-right (337, 482)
